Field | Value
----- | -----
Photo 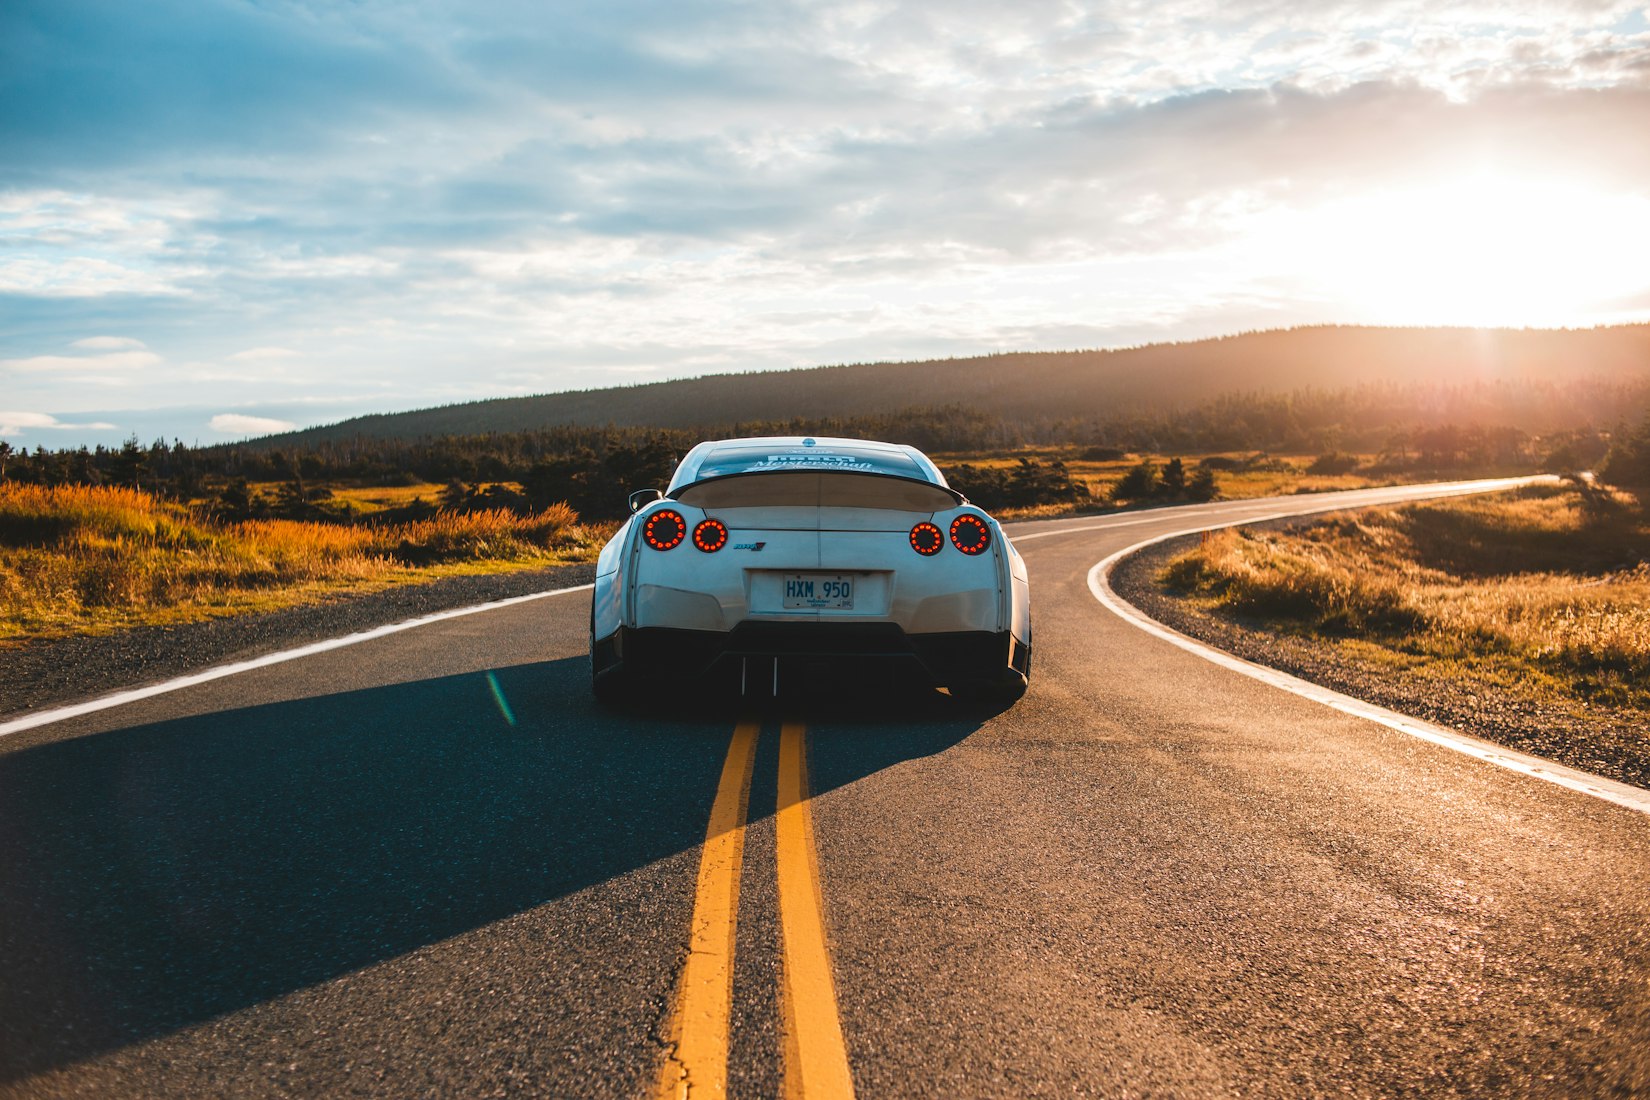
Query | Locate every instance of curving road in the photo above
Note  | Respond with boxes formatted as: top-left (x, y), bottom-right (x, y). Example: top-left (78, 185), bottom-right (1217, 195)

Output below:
top-left (3, 480), bottom-right (1648, 1098)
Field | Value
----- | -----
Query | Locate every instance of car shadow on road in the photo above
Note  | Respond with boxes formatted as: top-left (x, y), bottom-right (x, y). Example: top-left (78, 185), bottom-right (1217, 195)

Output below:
top-left (0, 656), bottom-right (985, 1082)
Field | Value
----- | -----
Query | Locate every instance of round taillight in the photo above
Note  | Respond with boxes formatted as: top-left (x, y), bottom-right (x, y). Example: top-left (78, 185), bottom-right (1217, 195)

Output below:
top-left (643, 508), bottom-right (686, 550)
top-left (693, 518), bottom-right (729, 553)
top-left (949, 514), bottom-right (991, 555)
top-left (910, 522), bottom-right (944, 556)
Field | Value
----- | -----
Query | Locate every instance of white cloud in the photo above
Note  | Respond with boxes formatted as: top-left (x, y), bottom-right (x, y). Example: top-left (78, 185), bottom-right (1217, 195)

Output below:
top-left (0, 191), bottom-right (211, 298)
top-left (0, 411), bottom-right (119, 436)
top-left (209, 413), bottom-right (298, 435)
top-left (0, 254), bottom-right (198, 298)
top-left (72, 335), bottom-right (148, 350)
top-left (227, 346), bottom-right (300, 361)
top-left (1, 349), bottom-right (163, 373)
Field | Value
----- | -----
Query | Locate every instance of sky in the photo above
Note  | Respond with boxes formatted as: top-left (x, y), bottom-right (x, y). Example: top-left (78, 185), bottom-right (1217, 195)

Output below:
top-left (4, 0), bottom-right (1650, 449)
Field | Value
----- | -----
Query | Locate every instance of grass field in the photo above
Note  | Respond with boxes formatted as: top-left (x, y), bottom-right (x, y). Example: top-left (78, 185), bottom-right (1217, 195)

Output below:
top-left (0, 484), bottom-right (606, 643)
top-left (319, 481), bottom-right (456, 513)
top-left (1157, 482), bottom-right (1650, 712)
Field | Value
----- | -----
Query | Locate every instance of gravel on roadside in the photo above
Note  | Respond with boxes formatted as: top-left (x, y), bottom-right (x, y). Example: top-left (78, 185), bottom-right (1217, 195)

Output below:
top-left (0, 563), bottom-right (596, 721)
top-left (1111, 535), bottom-right (1650, 792)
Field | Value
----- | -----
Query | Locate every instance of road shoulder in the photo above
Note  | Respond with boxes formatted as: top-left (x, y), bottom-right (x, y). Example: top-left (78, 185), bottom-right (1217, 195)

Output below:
top-left (0, 563), bottom-right (597, 720)
top-left (1111, 534), bottom-right (1650, 791)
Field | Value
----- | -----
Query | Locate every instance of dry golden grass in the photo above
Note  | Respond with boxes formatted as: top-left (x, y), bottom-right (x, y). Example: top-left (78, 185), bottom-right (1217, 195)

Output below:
top-left (0, 484), bottom-right (604, 643)
top-left (1160, 483), bottom-right (1650, 710)
top-left (318, 481), bottom-right (453, 512)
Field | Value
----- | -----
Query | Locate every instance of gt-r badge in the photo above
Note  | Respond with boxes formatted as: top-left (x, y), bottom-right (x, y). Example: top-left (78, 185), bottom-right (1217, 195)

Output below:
top-left (733, 541), bottom-right (766, 551)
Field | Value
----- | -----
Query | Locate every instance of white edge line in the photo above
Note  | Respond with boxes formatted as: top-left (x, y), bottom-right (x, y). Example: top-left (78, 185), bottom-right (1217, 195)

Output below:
top-left (1082, 493), bottom-right (1650, 818)
top-left (1, 583), bottom-right (595, 739)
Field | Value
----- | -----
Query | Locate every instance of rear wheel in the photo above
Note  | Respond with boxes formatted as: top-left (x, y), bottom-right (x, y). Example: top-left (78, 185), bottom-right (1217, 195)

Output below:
top-left (951, 672), bottom-right (1027, 708)
top-left (950, 647), bottom-right (1030, 709)
top-left (590, 610), bottom-right (631, 706)
top-left (592, 665), bottom-right (632, 706)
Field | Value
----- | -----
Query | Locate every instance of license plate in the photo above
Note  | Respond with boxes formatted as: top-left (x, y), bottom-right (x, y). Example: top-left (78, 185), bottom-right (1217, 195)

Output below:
top-left (782, 573), bottom-right (854, 610)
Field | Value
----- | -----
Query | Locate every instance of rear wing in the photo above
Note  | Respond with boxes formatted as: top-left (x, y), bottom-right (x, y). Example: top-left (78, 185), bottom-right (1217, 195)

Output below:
top-left (673, 470), bottom-right (964, 512)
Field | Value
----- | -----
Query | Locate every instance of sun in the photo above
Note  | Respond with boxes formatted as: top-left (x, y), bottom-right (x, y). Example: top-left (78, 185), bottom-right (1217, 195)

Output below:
top-left (1266, 174), bottom-right (1650, 327)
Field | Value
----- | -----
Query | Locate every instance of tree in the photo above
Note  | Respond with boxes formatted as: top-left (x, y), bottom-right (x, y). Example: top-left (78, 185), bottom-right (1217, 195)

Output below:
top-left (112, 436), bottom-right (147, 488)
top-left (1307, 451), bottom-right (1360, 475)
top-left (441, 478), bottom-right (470, 511)
top-left (1413, 424), bottom-right (1467, 467)
top-left (1161, 457), bottom-right (1186, 497)
top-left (941, 463), bottom-right (1010, 509)
top-left (219, 478), bottom-right (257, 521)
top-left (1005, 458), bottom-right (1087, 507)
top-left (1600, 416), bottom-right (1650, 487)
top-left (1186, 464), bottom-right (1218, 502)
top-left (1112, 459), bottom-right (1158, 502)
top-left (275, 476), bottom-right (312, 518)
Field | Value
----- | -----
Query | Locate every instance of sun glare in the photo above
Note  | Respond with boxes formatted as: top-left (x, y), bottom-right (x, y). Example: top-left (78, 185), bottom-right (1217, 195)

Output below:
top-left (1266, 175), bottom-right (1650, 327)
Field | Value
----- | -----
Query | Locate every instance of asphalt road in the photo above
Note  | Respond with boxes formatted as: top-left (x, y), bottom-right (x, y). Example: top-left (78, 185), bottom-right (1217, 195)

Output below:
top-left (3, 482), bottom-right (1648, 1098)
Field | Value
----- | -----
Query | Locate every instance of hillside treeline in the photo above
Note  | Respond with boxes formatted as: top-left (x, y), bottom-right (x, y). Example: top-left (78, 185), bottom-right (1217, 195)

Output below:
top-left (252, 324), bottom-right (1650, 445)
top-left (1, 386), bottom-right (1643, 520)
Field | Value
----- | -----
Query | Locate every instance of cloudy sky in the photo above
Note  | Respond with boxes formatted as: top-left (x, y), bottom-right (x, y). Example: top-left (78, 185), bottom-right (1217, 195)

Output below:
top-left (4, 0), bottom-right (1650, 448)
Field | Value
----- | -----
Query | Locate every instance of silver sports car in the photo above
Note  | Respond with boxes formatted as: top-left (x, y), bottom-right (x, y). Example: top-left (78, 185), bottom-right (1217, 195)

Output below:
top-left (589, 436), bottom-right (1031, 705)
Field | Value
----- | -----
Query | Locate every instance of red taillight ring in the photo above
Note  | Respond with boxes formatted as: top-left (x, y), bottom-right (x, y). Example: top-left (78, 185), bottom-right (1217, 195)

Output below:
top-left (949, 514), bottom-right (991, 555)
top-left (643, 508), bottom-right (686, 550)
top-left (693, 518), bottom-right (729, 553)
top-left (910, 521), bottom-right (944, 556)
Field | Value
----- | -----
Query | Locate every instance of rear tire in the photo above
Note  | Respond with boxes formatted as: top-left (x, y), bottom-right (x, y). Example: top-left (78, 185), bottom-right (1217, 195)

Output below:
top-left (590, 609), bottom-right (630, 706)
top-left (950, 668), bottom-right (1028, 710)
top-left (949, 635), bottom-right (1030, 709)
top-left (592, 665), bottom-right (632, 706)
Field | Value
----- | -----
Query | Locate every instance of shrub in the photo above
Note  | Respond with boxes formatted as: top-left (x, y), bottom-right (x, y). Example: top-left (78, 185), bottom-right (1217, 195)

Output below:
top-left (1161, 457), bottom-right (1187, 496)
top-left (1186, 465), bottom-right (1219, 502)
top-left (1112, 460), bottom-right (1158, 502)
top-left (1307, 451), bottom-right (1361, 475)
top-left (1600, 416), bottom-right (1650, 487)
top-left (942, 459), bottom-right (1089, 510)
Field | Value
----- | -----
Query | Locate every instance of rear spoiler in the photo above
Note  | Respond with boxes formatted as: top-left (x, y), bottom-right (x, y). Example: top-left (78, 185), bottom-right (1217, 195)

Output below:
top-left (671, 468), bottom-right (966, 508)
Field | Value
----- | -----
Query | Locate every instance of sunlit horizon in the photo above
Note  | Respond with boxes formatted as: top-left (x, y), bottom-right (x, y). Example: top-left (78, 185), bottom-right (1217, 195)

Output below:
top-left (1249, 173), bottom-right (1650, 328)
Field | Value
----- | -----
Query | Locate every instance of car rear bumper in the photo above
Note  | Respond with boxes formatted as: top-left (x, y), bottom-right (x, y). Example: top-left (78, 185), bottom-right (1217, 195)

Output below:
top-left (594, 621), bottom-right (1028, 690)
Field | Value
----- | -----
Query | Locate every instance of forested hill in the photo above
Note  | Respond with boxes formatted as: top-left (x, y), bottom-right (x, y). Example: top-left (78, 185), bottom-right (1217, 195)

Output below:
top-left (261, 324), bottom-right (1650, 445)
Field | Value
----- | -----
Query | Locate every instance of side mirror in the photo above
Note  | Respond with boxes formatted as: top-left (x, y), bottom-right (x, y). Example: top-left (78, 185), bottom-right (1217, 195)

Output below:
top-left (628, 488), bottom-right (664, 513)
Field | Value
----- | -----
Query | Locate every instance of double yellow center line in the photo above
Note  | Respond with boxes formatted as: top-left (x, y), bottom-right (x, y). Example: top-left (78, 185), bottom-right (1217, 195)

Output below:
top-left (657, 719), bottom-right (759, 1098)
top-left (655, 719), bottom-right (855, 1100)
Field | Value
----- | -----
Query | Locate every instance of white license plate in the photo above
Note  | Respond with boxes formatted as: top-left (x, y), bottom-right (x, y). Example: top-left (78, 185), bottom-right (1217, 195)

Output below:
top-left (782, 573), bottom-right (854, 609)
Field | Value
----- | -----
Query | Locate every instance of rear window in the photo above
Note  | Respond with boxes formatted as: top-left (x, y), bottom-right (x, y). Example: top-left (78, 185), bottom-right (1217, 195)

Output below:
top-left (676, 471), bottom-right (959, 512)
top-left (687, 443), bottom-right (930, 483)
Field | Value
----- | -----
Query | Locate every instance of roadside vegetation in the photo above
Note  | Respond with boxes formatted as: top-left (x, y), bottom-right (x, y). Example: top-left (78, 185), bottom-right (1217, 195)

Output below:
top-left (6, 391), bottom-right (1638, 643)
top-left (0, 443), bottom-right (1516, 644)
top-left (943, 447), bottom-right (1432, 518)
top-left (0, 483), bottom-right (605, 643)
top-left (1157, 476), bottom-right (1650, 716)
